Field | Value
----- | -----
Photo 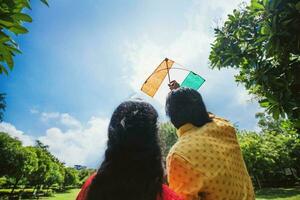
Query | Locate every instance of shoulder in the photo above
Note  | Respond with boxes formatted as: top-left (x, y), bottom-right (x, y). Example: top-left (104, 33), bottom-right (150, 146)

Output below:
top-left (210, 114), bottom-right (231, 124)
top-left (210, 115), bottom-right (235, 131)
top-left (76, 173), bottom-right (97, 200)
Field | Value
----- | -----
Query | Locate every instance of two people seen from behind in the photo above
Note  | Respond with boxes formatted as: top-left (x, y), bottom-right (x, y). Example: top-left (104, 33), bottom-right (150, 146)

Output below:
top-left (76, 100), bottom-right (182, 200)
top-left (77, 80), bottom-right (255, 200)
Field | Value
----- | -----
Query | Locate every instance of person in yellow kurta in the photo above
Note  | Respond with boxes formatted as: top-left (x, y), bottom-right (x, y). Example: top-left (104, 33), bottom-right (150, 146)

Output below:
top-left (165, 81), bottom-right (255, 200)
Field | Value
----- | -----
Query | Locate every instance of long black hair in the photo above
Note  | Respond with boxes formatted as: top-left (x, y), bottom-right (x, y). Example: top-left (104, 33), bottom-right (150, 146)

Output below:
top-left (166, 87), bottom-right (212, 129)
top-left (87, 101), bottom-right (164, 200)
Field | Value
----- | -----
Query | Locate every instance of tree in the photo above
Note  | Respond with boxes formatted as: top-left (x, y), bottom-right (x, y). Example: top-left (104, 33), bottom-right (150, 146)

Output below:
top-left (0, 133), bottom-right (38, 194)
top-left (255, 112), bottom-right (300, 172)
top-left (27, 146), bottom-right (53, 194)
top-left (44, 162), bottom-right (64, 189)
top-left (10, 146), bottom-right (38, 195)
top-left (256, 112), bottom-right (297, 134)
top-left (238, 113), bottom-right (300, 187)
top-left (0, 0), bottom-right (49, 75)
top-left (78, 168), bottom-right (95, 185)
top-left (158, 122), bottom-right (178, 161)
top-left (209, 0), bottom-right (300, 128)
top-left (27, 141), bottom-right (67, 194)
top-left (0, 132), bottom-right (22, 177)
top-left (63, 167), bottom-right (79, 188)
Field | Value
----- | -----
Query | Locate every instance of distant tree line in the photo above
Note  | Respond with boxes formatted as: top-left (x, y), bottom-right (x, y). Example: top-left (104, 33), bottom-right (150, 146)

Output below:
top-left (0, 132), bottom-right (95, 199)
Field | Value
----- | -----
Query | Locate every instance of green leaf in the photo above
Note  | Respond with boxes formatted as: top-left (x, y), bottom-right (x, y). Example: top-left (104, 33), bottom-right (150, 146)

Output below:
top-left (7, 45), bottom-right (22, 54)
top-left (0, 19), bottom-right (15, 27)
top-left (0, 65), bottom-right (8, 75)
top-left (259, 99), bottom-right (270, 107)
top-left (9, 26), bottom-right (28, 34)
top-left (273, 110), bottom-right (279, 120)
top-left (40, 0), bottom-right (49, 7)
top-left (3, 51), bottom-right (14, 70)
top-left (262, 0), bottom-right (269, 7)
top-left (251, 0), bottom-right (264, 10)
top-left (0, 31), bottom-right (10, 42)
top-left (12, 13), bottom-right (32, 22)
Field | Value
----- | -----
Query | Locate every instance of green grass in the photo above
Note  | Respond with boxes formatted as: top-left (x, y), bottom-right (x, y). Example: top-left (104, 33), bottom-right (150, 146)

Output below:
top-left (2, 187), bottom-right (300, 200)
top-left (39, 189), bottom-right (80, 200)
top-left (256, 187), bottom-right (300, 200)
top-left (41, 188), bottom-right (300, 200)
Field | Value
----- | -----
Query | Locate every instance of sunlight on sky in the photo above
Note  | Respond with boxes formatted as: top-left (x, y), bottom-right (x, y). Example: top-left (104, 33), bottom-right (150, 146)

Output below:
top-left (0, 0), bottom-right (258, 167)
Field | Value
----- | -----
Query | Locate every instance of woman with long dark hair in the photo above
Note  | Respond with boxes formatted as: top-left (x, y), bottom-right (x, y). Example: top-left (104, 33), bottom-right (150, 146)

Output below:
top-left (76, 100), bottom-right (182, 200)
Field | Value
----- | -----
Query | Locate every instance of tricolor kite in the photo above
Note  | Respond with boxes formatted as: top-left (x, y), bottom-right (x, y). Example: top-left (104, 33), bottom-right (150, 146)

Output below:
top-left (141, 58), bottom-right (205, 97)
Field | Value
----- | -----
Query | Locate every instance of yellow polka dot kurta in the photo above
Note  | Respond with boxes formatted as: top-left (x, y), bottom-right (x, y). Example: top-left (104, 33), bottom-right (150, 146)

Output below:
top-left (166, 116), bottom-right (255, 200)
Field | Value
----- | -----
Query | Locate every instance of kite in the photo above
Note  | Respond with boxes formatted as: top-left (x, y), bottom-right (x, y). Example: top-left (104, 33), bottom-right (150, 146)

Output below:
top-left (141, 58), bottom-right (205, 97)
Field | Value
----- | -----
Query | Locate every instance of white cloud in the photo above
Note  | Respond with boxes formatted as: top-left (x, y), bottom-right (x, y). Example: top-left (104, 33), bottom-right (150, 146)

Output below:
top-left (122, 0), bottom-right (249, 92)
top-left (122, 0), bottom-right (259, 130)
top-left (40, 111), bottom-right (82, 129)
top-left (1, 112), bottom-right (109, 167)
top-left (0, 122), bottom-right (34, 146)
top-left (60, 113), bottom-right (82, 129)
top-left (41, 112), bottom-right (60, 121)
top-left (39, 116), bottom-right (109, 167)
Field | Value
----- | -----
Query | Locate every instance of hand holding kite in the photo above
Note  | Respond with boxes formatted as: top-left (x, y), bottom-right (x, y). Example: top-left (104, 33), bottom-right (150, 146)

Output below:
top-left (168, 80), bottom-right (180, 91)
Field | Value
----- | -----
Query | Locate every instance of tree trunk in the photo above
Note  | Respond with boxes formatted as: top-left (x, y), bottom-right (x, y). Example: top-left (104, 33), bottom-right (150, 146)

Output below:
top-left (255, 175), bottom-right (262, 189)
top-left (10, 174), bottom-right (23, 196)
top-left (36, 185), bottom-right (40, 200)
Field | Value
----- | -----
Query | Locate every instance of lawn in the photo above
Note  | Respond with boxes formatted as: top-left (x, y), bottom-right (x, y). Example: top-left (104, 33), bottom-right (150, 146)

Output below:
top-left (256, 187), bottom-right (300, 200)
top-left (40, 189), bottom-right (80, 200)
top-left (3, 187), bottom-right (299, 200)
top-left (33, 188), bottom-right (300, 200)
top-left (42, 188), bottom-right (300, 200)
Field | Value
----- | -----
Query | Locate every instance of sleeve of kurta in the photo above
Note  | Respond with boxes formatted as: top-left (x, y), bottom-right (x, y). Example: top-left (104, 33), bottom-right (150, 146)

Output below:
top-left (167, 153), bottom-right (205, 200)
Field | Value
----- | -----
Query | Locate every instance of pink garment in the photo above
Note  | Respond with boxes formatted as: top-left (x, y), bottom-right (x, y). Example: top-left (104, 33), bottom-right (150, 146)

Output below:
top-left (76, 173), bottom-right (183, 200)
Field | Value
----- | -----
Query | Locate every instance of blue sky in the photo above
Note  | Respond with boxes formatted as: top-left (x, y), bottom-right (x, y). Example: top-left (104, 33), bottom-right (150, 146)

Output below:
top-left (0, 0), bottom-right (260, 167)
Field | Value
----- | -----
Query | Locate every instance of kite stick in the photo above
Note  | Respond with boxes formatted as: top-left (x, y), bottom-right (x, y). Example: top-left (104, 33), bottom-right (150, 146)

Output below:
top-left (141, 58), bottom-right (171, 85)
top-left (154, 67), bottom-right (191, 74)
top-left (151, 67), bottom-right (207, 82)
top-left (165, 58), bottom-right (171, 83)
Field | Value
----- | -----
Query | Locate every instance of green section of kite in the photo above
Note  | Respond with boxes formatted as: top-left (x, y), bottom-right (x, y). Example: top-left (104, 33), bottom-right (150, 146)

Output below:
top-left (180, 71), bottom-right (205, 90)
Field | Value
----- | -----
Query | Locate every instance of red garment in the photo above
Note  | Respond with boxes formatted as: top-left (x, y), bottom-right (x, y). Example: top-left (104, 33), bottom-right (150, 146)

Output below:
top-left (76, 173), bottom-right (182, 200)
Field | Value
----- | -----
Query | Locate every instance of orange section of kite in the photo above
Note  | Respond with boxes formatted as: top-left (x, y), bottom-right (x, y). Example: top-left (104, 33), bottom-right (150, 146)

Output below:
top-left (141, 58), bottom-right (174, 97)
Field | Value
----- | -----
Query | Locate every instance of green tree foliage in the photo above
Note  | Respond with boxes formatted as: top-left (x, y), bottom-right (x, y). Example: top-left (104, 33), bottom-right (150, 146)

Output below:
top-left (238, 113), bottom-right (300, 186)
top-left (209, 0), bottom-right (300, 128)
top-left (0, 133), bottom-right (39, 193)
top-left (10, 147), bottom-right (38, 194)
top-left (78, 168), bottom-right (95, 186)
top-left (63, 167), bottom-right (79, 188)
top-left (44, 162), bottom-right (64, 189)
top-left (0, 133), bottom-right (82, 198)
top-left (0, 0), bottom-right (48, 75)
top-left (255, 112), bottom-right (300, 171)
top-left (0, 132), bottom-right (23, 177)
top-left (239, 131), bottom-right (294, 175)
top-left (158, 122), bottom-right (178, 161)
top-left (26, 146), bottom-right (53, 193)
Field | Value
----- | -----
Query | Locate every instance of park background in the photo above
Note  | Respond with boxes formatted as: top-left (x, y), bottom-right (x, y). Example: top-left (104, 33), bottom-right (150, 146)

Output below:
top-left (0, 0), bottom-right (299, 199)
